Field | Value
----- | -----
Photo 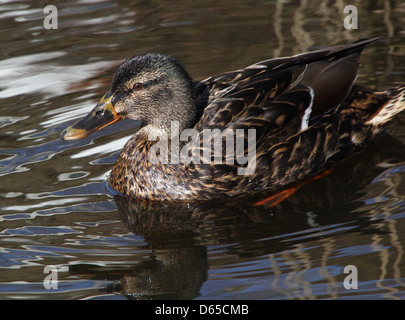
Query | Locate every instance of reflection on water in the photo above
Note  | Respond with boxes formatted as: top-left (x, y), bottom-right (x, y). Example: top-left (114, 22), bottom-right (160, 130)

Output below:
top-left (0, 0), bottom-right (405, 300)
top-left (106, 136), bottom-right (405, 299)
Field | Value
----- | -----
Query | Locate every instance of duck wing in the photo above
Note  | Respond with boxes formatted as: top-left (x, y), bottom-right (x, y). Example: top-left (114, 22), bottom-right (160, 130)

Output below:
top-left (185, 39), bottom-right (380, 190)
top-left (194, 38), bottom-right (379, 138)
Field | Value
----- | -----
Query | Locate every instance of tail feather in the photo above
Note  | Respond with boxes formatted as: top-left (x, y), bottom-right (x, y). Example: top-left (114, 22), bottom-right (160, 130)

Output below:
top-left (367, 86), bottom-right (405, 128)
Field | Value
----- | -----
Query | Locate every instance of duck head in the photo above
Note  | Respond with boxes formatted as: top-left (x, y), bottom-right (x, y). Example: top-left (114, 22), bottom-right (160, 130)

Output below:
top-left (61, 53), bottom-right (196, 140)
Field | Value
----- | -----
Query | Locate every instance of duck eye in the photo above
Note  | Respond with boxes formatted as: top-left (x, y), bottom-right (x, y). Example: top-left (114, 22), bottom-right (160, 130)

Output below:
top-left (94, 109), bottom-right (103, 117)
top-left (133, 82), bottom-right (143, 90)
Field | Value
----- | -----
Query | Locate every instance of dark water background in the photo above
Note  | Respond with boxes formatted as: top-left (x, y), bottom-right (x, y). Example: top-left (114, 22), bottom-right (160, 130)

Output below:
top-left (0, 0), bottom-right (405, 299)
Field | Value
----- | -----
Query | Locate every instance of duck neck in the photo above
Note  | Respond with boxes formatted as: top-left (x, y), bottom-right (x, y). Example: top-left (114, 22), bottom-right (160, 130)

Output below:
top-left (144, 85), bottom-right (198, 138)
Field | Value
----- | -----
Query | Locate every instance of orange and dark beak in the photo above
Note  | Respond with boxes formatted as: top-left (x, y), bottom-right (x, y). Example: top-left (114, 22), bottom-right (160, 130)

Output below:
top-left (61, 92), bottom-right (122, 140)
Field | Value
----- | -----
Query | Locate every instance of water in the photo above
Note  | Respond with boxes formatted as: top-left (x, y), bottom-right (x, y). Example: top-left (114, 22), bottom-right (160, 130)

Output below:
top-left (1, 0), bottom-right (405, 300)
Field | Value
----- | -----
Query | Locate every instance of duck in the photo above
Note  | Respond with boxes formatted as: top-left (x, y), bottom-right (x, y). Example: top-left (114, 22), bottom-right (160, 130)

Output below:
top-left (61, 38), bottom-right (405, 201)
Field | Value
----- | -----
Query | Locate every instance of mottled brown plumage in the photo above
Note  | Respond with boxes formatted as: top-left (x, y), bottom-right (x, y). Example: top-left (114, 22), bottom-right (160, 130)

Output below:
top-left (62, 38), bottom-right (405, 201)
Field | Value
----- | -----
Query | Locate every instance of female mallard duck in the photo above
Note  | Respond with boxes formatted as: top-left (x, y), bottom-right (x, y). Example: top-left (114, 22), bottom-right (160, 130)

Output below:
top-left (62, 38), bottom-right (405, 201)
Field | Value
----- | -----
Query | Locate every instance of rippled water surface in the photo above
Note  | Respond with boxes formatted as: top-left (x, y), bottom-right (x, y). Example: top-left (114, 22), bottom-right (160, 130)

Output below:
top-left (1, 0), bottom-right (405, 300)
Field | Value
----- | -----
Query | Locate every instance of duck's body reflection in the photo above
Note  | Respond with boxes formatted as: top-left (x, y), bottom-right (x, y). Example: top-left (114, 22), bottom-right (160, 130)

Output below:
top-left (70, 136), bottom-right (405, 299)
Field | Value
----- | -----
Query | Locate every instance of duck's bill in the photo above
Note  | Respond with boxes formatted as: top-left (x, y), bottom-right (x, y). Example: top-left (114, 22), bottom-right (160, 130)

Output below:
top-left (61, 92), bottom-right (122, 141)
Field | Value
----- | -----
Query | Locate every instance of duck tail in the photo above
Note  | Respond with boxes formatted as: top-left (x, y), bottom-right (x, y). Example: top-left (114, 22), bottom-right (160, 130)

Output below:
top-left (366, 85), bottom-right (405, 129)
